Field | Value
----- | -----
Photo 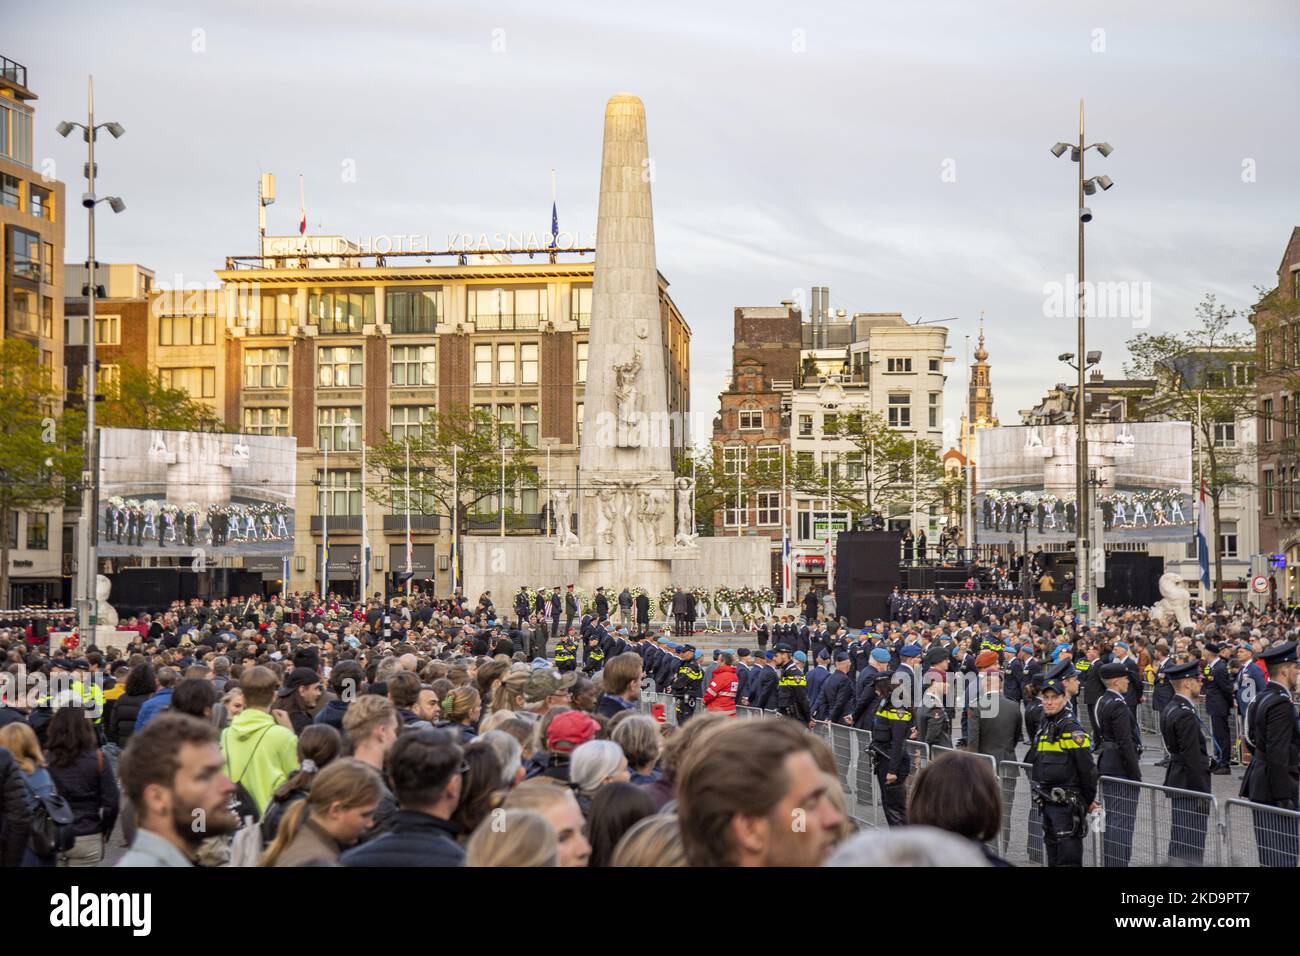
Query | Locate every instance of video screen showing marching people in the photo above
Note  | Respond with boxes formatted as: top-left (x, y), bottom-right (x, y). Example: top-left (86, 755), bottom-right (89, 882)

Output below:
top-left (97, 428), bottom-right (296, 557)
top-left (973, 422), bottom-right (1193, 544)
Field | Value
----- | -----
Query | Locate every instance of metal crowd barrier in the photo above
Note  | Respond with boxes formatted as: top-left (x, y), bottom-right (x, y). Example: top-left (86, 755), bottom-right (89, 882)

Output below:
top-left (1094, 776), bottom-right (1219, 867)
top-left (1223, 798), bottom-right (1300, 867)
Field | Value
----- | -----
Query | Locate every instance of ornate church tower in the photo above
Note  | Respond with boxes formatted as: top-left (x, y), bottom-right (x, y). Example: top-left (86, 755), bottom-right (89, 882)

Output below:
top-left (962, 315), bottom-right (1000, 446)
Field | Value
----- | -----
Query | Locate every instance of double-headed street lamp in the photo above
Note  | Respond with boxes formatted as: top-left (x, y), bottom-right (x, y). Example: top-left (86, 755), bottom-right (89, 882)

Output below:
top-left (58, 78), bottom-right (125, 642)
top-left (1051, 100), bottom-right (1113, 623)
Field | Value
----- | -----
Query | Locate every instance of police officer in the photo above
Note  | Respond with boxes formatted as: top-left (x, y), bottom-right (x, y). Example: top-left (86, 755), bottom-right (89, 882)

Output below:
top-left (1094, 661), bottom-right (1141, 867)
top-left (1241, 640), bottom-right (1300, 866)
top-left (670, 644), bottom-right (704, 724)
top-left (553, 628), bottom-right (579, 674)
top-left (1152, 648), bottom-right (1175, 768)
top-left (582, 631), bottom-right (606, 676)
top-left (1203, 642), bottom-right (1236, 774)
top-left (1028, 670), bottom-right (1097, 866)
top-left (871, 669), bottom-right (915, 827)
top-left (1161, 658), bottom-right (1212, 864)
top-left (773, 644), bottom-right (812, 725)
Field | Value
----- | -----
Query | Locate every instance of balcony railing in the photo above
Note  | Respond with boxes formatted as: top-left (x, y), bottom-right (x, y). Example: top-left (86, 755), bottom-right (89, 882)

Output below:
top-left (382, 514), bottom-right (439, 531)
top-left (0, 57), bottom-right (27, 89)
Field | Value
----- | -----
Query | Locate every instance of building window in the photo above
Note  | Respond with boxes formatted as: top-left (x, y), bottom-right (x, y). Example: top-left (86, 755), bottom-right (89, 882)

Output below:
top-left (41, 296), bottom-right (53, 338)
top-left (755, 445), bottom-right (781, 469)
top-left (757, 492), bottom-right (780, 526)
top-left (576, 341), bottom-right (588, 384)
top-left (723, 446), bottom-right (748, 475)
top-left (96, 364), bottom-right (120, 396)
top-left (739, 409), bottom-right (763, 430)
top-left (5, 512), bottom-right (15, 550)
top-left (316, 469), bottom-right (361, 516)
top-left (474, 344), bottom-right (493, 385)
top-left (1263, 399), bottom-right (1274, 442)
top-left (8, 227), bottom-right (40, 280)
top-left (470, 287), bottom-right (545, 331)
top-left (0, 174), bottom-right (17, 208)
top-left (243, 407), bottom-right (289, 435)
top-left (318, 346), bottom-right (363, 387)
top-left (159, 313), bottom-right (217, 346)
top-left (845, 451), bottom-right (865, 481)
top-left (1219, 524), bottom-right (1238, 559)
top-left (1285, 396), bottom-right (1293, 438)
top-left (42, 242), bottom-right (53, 284)
top-left (0, 100), bottom-right (33, 167)
top-left (244, 348), bottom-right (289, 389)
top-left (391, 405), bottom-right (434, 442)
top-left (25, 512), bottom-right (47, 550)
top-left (248, 291), bottom-right (293, 335)
top-left (576, 402), bottom-right (584, 445)
top-left (888, 393), bottom-right (911, 428)
top-left (310, 289), bottom-right (373, 334)
top-left (1265, 469), bottom-right (1275, 515)
top-left (386, 287), bottom-right (441, 334)
top-left (160, 367), bottom-right (215, 399)
top-left (29, 185), bottom-right (50, 220)
top-left (929, 393), bottom-right (940, 428)
top-left (798, 413), bottom-right (813, 437)
top-left (822, 413), bottom-right (839, 435)
top-left (318, 407), bottom-right (361, 451)
top-left (94, 313), bottom-right (121, 346)
top-left (497, 344), bottom-right (516, 384)
top-left (886, 357), bottom-right (912, 373)
top-left (1213, 421), bottom-right (1236, 448)
top-left (571, 286), bottom-right (592, 328)
top-left (929, 358), bottom-right (941, 372)
top-left (520, 343), bottom-right (539, 385)
top-left (390, 345), bottom-right (436, 386)
top-left (520, 403), bottom-right (539, 446)
top-left (796, 450), bottom-right (815, 472)
top-left (724, 494), bottom-right (747, 527)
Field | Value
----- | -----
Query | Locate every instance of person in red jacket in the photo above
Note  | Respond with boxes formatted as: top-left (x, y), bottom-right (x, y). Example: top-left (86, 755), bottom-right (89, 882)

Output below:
top-left (703, 652), bottom-right (740, 715)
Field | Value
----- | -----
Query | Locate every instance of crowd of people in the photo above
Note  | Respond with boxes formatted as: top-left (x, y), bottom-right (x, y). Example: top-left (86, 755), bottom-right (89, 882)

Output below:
top-left (0, 586), bottom-right (1296, 869)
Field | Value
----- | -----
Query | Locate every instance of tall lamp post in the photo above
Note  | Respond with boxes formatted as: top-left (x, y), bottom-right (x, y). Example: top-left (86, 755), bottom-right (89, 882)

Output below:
top-left (57, 78), bottom-right (125, 642)
top-left (1051, 101), bottom-right (1113, 623)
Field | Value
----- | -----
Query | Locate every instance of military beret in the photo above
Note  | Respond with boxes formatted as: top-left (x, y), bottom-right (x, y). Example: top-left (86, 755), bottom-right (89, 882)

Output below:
top-left (1098, 661), bottom-right (1128, 680)
top-left (870, 648), bottom-right (892, 663)
top-left (834, 651), bottom-right (850, 663)
top-left (974, 650), bottom-right (1000, 671)
top-left (900, 643), bottom-right (923, 658)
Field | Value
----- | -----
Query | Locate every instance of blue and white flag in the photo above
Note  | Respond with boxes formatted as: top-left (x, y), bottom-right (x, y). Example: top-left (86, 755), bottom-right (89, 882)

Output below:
top-left (1196, 477), bottom-right (1211, 592)
top-left (550, 201), bottom-right (559, 249)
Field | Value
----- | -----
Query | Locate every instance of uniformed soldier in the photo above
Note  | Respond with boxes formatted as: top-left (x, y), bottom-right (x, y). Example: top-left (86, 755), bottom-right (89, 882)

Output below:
top-left (553, 628), bottom-right (579, 674)
top-left (1203, 642), bottom-right (1236, 774)
top-left (1094, 661), bottom-right (1142, 867)
top-left (1161, 658), bottom-right (1212, 864)
top-left (670, 645), bottom-right (704, 724)
top-left (773, 643), bottom-right (812, 725)
top-left (871, 669), bottom-right (915, 827)
top-left (1028, 670), bottom-right (1097, 866)
top-left (1152, 649), bottom-right (1175, 768)
top-left (1241, 640), bottom-right (1300, 867)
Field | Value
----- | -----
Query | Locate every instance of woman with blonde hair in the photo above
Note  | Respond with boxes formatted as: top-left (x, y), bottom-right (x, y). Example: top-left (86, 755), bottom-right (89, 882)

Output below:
top-left (609, 813), bottom-right (687, 867)
top-left (260, 758), bottom-right (384, 867)
top-left (0, 722), bottom-right (61, 866)
top-left (490, 669), bottom-right (529, 714)
top-left (465, 809), bottom-right (557, 867)
top-left (434, 686), bottom-right (481, 745)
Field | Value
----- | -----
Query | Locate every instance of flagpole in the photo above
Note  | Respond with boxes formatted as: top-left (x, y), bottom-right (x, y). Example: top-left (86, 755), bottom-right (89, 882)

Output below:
top-left (361, 420), bottom-right (369, 600)
top-left (781, 448), bottom-right (790, 606)
top-left (452, 444), bottom-right (459, 596)
top-left (298, 174), bottom-right (306, 237)
top-left (321, 433), bottom-right (329, 601)
top-left (405, 439), bottom-right (413, 597)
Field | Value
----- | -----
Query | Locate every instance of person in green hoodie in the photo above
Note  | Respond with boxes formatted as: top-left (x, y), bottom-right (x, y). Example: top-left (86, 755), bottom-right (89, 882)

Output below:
top-left (220, 666), bottom-right (300, 817)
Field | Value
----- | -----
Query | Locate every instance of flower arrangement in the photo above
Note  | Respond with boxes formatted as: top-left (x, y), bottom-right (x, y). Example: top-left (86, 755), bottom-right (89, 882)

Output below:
top-left (714, 585), bottom-right (735, 618)
top-left (757, 587), bottom-right (777, 617)
top-left (658, 586), bottom-right (676, 617)
top-left (690, 587), bottom-right (711, 615)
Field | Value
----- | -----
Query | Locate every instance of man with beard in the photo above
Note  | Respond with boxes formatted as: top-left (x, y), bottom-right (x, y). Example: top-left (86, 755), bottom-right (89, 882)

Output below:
top-left (117, 713), bottom-right (239, 866)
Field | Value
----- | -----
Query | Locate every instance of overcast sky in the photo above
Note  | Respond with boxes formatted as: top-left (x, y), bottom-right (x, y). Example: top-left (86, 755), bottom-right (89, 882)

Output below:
top-left (14, 0), bottom-right (1300, 442)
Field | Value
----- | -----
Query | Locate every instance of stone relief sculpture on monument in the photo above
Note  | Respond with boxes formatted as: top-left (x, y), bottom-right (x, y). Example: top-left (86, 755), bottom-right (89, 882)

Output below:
top-left (674, 476), bottom-right (698, 548)
top-left (638, 488), bottom-right (668, 547)
top-left (613, 348), bottom-right (643, 447)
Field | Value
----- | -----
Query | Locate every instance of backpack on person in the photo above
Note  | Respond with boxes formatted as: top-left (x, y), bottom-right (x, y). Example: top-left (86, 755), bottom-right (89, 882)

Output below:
top-left (21, 768), bottom-right (75, 858)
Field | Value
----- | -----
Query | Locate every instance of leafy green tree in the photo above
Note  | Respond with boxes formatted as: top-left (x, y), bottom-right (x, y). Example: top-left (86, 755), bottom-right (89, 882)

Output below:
top-left (88, 360), bottom-right (226, 432)
top-left (1126, 293), bottom-right (1255, 601)
top-left (0, 341), bottom-right (83, 608)
top-left (364, 406), bottom-right (537, 555)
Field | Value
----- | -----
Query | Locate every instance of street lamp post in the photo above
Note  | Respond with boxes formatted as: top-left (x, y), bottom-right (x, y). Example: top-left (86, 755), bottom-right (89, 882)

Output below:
top-left (1051, 101), bottom-right (1113, 623)
top-left (58, 78), bottom-right (125, 642)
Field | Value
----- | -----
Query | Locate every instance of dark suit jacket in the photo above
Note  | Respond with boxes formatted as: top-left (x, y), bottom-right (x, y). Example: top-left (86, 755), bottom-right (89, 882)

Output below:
top-left (970, 692), bottom-right (1022, 764)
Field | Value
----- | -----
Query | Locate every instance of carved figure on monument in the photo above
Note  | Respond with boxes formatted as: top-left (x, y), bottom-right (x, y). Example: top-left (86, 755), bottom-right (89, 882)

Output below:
top-left (597, 487), bottom-right (618, 544)
top-left (553, 486), bottom-right (578, 547)
top-left (639, 488), bottom-right (668, 547)
top-left (1150, 571), bottom-right (1193, 630)
top-left (619, 487), bottom-right (636, 545)
top-left (95, 574), bottom-right (119, 628)
top-left (613, 348), bottom-right (643, 448)
top-left (674, 476), bottom-right (698, 548)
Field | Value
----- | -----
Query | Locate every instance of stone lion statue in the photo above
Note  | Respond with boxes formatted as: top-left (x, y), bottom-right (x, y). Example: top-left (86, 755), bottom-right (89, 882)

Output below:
top-left (1150, 571), bottom-right (1192, 630)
